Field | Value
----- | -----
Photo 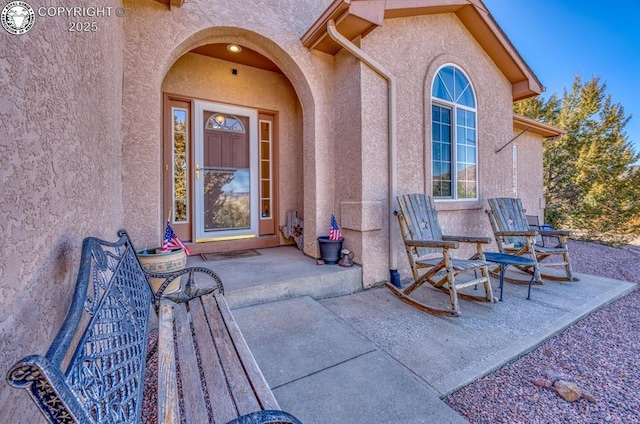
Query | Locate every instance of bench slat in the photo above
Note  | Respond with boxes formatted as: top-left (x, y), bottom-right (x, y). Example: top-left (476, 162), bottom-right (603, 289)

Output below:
top-left (202, 294), bottom-right (263, 416)
top-left (212, 293), bottom-right (280, 411)
top-left (173, 301), bottom-right (211, 423)
top-left (158, 301), bottom-right (180, 424)
top-left (189, 295), bottom-right (239, 424)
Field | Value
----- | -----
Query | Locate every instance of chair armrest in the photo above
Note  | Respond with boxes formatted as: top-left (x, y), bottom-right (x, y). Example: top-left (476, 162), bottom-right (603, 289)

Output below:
top-left (539, 229), bottom-right (571, 237)
top-left (493, 230), bottom-right (537, 237)
top-left (405, 239), bottom-right (458, 249)
top-left (443, 235), bottom-right (491, 244)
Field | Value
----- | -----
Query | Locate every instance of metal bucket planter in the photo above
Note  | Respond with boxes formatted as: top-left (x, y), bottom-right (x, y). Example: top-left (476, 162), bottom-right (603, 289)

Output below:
top-left (317, 236), bottom-right (343, 264)
top-left (136, 247), bottom-right (187, 293)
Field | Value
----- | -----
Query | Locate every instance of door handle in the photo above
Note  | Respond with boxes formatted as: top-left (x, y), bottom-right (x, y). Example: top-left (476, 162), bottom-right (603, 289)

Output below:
top-left (195, 164), bottom-right (201, 180)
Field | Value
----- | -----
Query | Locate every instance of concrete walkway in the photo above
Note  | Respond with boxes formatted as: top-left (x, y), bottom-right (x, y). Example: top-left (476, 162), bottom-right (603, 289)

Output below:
top-left (231, 272), bottom-right (636, 423)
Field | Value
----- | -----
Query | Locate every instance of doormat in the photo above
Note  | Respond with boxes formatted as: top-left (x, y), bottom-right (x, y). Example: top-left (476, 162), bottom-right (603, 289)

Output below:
top-left (200, 250), bottom-right (260, 262)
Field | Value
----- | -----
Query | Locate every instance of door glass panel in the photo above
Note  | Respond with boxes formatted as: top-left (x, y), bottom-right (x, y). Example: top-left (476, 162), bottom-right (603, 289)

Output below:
top-left (203, 168), bottom-right (250, 231)
top-left (172, 108), bottom-right (189, 223)
top-left (432, 105), bottom-right (452, 198)
top-left (260, 120), bottom-right (272, 219)
top-left (206, 114), bottom-right (245, 132)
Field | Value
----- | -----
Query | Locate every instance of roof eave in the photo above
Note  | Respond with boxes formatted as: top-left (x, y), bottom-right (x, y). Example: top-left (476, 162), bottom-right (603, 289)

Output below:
top-left (301, 0), bottom-right (544, 100)
top-left (153, 0), bottom-right (185, 7)
top-left (301, 0), bottom-right (384, 54)
top-left (513, 113), bottom-right (565, 138)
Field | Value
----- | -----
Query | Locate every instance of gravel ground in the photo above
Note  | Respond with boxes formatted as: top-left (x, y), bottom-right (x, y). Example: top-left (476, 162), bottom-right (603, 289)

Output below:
top-left (445, 239), bottom-right (640, 424)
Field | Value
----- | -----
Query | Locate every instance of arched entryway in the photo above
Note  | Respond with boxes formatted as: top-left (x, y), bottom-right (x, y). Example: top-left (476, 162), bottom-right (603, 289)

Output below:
top-left (159, 29), bottom-right (314, 254)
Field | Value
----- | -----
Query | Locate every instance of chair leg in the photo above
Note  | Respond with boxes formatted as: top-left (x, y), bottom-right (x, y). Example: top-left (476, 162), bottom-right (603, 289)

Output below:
top-left (562, 250), bottom-right (579, 281)
top-left (480, 265), bottom-right (495, 303)
top-left (445, 267), bottom-right (460, 316)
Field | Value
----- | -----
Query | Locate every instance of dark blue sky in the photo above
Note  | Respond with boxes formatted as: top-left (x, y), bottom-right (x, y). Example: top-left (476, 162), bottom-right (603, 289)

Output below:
top-left (483, 0), bottom-right (640, 163)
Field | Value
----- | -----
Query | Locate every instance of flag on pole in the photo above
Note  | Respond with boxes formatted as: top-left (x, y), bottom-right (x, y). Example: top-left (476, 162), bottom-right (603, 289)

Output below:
top-left (161, 220), bottom-right (192, 255)
top-left (329, 214), bottom-right (343, 241)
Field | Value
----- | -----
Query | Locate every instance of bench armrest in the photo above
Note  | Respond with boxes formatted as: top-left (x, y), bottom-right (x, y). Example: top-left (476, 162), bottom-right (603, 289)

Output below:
top-left (7, 355), bottom-right (91, 423)
top-left (226, 410), bottom-right (303, 424)
top-left (404, 239), bottom-right (458, 249)
top-left (146, 266), bottom-right (224, 310)
top-left (442, 235), bottom-right (491, 244)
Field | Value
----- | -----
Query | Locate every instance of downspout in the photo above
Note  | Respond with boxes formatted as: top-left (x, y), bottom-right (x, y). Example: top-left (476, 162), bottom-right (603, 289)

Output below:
top-left (327, 20), bottom-right (401, 287)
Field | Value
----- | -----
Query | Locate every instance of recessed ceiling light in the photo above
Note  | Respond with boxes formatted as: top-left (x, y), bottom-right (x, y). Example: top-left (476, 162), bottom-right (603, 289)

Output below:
top-left (227, 44), bottom-right (242, 53)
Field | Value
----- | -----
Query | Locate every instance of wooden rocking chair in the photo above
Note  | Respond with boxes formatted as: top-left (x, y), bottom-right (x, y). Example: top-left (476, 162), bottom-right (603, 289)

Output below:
top-left (486, 197), bottom-right (578, 285)
top-left (386, 194), bottom-right (495, 317)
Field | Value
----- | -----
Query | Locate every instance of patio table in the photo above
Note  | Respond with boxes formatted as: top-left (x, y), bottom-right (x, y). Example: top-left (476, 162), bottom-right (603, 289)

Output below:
top-left (484, 252), bottom-right (536, 301)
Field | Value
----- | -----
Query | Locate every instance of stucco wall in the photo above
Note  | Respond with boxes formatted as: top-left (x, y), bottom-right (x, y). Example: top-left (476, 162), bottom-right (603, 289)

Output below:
top-left (121, 0), bottom-right (336, 258)
top-left (354, 14), bottom-right (519, 281)
top-left (0, 5), bottom-right (125, 421)
top-left (162, 52), bottom-right (303, 236)
top-left (515, 131), bottom-right (545, 219)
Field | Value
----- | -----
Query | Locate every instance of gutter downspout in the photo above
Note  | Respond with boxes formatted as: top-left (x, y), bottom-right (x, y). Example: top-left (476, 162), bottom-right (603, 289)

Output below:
top-left (327, 20), bottom-right (401, 287)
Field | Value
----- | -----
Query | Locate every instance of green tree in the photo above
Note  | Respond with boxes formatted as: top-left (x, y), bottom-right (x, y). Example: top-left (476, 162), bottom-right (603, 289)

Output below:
top-left (515, 75), bottom-right (640, 244)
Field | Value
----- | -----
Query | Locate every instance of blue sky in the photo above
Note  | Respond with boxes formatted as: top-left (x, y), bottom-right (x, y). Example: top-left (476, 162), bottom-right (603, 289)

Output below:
top-left (483, 0), bottom-right (640, 163)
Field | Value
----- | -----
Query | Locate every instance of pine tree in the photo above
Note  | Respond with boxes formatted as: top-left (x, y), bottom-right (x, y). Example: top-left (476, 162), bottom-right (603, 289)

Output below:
top-left (515, 76), bottom-right (640, 244)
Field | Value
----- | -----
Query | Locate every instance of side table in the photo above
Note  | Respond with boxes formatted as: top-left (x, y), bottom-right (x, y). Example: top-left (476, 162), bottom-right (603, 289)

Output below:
top-left (484, 252), bottom-right (536, 301)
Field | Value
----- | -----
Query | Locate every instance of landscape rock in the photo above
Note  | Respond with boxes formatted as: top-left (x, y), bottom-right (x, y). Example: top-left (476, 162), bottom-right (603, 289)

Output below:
top-left (581, 391), bottom-right (597, 403)
top-left (554, 380), bottom-right (582, 402)
top-left (532, 377), bottom-right (553, 388)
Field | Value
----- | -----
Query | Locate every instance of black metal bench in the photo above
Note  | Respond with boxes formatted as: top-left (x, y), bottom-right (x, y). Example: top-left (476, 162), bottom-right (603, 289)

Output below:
top-left (6, 230), bottom-right (301, 424)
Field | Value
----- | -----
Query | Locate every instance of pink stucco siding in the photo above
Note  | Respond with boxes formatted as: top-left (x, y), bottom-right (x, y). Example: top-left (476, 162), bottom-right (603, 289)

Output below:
top-left (0, 4), bottom-right (125, 420)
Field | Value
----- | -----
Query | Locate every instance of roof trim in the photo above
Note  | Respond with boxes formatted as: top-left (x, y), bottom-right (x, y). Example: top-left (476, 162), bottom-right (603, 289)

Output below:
top-left (513, 113), bottom-right (565, 138)
top-left (301, 0), bottom-right (544, 100)
top-left (153, 0), bottom-right (185, 7)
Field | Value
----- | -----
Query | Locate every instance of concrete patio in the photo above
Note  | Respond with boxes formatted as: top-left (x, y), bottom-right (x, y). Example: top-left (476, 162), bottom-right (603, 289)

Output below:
top-left (187, 247), bottom-right (637, 423)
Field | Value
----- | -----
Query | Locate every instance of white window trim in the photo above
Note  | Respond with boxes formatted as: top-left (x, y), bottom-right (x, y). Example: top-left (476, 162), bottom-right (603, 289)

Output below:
top-left (430, 64), bottom-right (478, 201)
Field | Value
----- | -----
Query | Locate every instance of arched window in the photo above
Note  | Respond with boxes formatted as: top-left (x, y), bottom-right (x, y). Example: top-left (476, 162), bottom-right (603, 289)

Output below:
top-left (206, 113), bottom-right (246, 133)
top-left (431, 65), bottom-right (477, 199)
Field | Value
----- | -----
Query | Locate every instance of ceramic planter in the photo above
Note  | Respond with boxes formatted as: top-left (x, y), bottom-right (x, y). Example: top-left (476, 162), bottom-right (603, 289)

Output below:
top-left (136, 247), bottom-right (187, 293)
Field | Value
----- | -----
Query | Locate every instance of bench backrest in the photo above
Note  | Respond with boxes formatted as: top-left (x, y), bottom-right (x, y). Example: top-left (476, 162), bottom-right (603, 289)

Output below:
top-left (7, 230), bottom-right (153, 424)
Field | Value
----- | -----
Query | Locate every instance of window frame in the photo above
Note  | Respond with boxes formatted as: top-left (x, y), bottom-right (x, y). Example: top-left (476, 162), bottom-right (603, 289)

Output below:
top-left (430, 65), bottom-right (478, 201)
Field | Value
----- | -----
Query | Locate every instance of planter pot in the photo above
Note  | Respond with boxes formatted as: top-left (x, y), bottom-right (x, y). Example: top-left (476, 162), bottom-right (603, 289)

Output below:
top-left (137, 247), bottom-right (187, 294)
top-left (317, 236), bottom-right (343, 264)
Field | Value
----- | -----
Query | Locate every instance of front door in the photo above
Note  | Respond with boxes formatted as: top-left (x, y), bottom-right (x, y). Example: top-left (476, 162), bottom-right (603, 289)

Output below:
top-left (164, 97), bottom-right (277, 248)
top-left (195, 101), bottom-right (259, 242)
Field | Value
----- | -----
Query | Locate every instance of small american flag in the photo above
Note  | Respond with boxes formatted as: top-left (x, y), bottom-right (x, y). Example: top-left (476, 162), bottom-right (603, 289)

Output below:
top-left (329, 214), bottom-right (343, 241)
top-left (161, 221), bottom-right (191, 255)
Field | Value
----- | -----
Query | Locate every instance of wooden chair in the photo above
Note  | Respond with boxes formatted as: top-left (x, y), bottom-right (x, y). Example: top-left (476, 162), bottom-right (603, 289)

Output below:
top-left (387, 194), bottom-right (495, 317)
top-left (525, 214), bottom-right (560, 248)
top-left (486, 197), bottom-right (578, 284)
